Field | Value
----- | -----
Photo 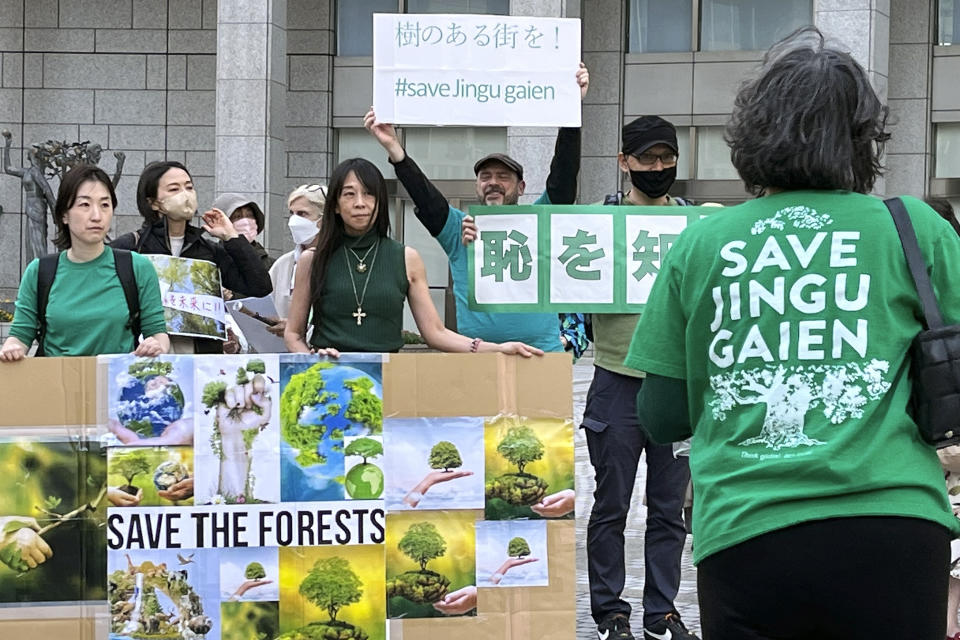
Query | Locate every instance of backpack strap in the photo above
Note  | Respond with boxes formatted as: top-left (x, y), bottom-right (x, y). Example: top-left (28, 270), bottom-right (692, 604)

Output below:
top-left (111, 248), bottom-right (142, 344)
top-left (35, 254), bottom-right (61, 357)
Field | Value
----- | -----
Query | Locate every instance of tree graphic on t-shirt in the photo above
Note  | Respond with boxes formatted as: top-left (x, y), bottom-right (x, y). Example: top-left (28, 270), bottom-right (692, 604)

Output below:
top-left (709, 360), bottom-right (891, 451)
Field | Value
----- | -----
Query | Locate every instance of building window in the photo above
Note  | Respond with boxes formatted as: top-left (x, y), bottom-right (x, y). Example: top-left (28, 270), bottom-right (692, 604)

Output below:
top-left (336, 0), bottom-right (398, 56)
top-left (695, 127), bottom-right (738, 180)
top-left (336, 129), bottom-right (396, 176)
top-left (406, 0), bottom-right (509, 14)
top-left (404, 127), bottom-right (508, 179)
top-left (700, 0), bottom-right (812, 52)
top-left (675, 127), bottom-right (692, 180)
top-left (939, 0), bottom-right (960, 44)
top-left (627, 0), bottom-right (693, 53)
top-left (935, 123), bottom-right (960, 177)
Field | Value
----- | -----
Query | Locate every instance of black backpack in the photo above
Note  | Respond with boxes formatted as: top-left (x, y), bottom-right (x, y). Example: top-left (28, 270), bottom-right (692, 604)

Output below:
top-left (35, 247), bottom-right (141, 356)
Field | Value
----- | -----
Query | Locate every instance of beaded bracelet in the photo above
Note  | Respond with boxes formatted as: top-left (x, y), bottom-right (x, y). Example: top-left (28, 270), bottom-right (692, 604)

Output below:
top-left (470, 337), bottom-right (482, 353)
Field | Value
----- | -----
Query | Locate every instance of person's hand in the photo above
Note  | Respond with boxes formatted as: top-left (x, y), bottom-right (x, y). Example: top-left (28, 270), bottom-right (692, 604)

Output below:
top-left (432, 585), bottom-right (477, 615)
top-left (114, 151), bottom-right (126, 161)
top-left (363, 107), bottom-right (405, 162)
top-left (158, 477), bottom-right (194, 502)
top-left (403, 469), bottom-right (474, 507)
top-left (223, 328), bottom-right (241, 354)
top-left (312, 347), bottom-right (340, 358)
top-left (108, 487), bottom-right (143, 507)
top-left (461, 215), bottom-right (478, 246)
top-left (231, 578), bottom-right (273, 599)
top-left (201, 208), bottom-right (239, 241)
top-left (490, 556), bottom-right (539, 583)
top-left (1, 129), bottom-right (11, 140)
top-left (0, 337), bottom-right (27, 362)
top-left (576, 61), bottom-right (589, 101)
top-left (0, 516), bottom-right (52, 571)
top-left (267, 319), bottom-right (287, 337)
top-left (497, 342), bottom-right (544, 358)
top-left (133, 336), bottom-right (164, 357)
top-left (530, 488), bottom-right (575, 518)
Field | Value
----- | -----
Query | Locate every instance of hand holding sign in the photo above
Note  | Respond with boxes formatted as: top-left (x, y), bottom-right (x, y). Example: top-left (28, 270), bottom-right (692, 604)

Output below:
top-left (364, 107), bottom-right (406, 163)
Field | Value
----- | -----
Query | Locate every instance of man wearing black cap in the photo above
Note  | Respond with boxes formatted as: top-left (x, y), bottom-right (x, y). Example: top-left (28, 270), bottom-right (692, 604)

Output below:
top-left (583, 116), bottom-right (698, 640)
top-left (362, 64), bottom-right (588, 353)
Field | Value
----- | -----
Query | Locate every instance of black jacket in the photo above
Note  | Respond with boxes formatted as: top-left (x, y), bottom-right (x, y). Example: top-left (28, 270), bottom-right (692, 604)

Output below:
top-left (112, 219), bottom-right (273, 353)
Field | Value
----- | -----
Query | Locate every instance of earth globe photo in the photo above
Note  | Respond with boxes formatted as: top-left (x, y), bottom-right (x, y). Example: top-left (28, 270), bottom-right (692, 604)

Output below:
top-left (280, 361), bottom-right (383, 501)
top-left (115, 373), bottom-right (186, 438)
top-left (154, 460), bottom-right (189, 491)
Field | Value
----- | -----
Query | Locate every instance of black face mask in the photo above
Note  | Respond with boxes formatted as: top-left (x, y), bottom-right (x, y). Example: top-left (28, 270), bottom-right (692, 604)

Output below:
top-left (629, 166), bottom-right (676, 199)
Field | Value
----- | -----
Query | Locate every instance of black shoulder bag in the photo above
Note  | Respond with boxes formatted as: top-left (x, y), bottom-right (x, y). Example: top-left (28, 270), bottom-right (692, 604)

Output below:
top-left (884, 196), bottom-right (960, 448)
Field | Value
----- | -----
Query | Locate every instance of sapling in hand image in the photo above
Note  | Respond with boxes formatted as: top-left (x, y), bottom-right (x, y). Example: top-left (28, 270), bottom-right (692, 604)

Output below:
top-left (486, 425), bottom-right (548, 505)
top-left (428, 441), bottom-right (462, 472)
top-left (386, 522), bottom-right (451, 604)
top-left (277, 556), bottom-right (371, 640)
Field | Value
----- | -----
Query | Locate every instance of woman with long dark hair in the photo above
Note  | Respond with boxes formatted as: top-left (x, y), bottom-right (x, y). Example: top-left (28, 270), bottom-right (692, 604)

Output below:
top-left (284, 157), bottom-right (541, 357)
top-left (624, 27), bottom-right (960, 639)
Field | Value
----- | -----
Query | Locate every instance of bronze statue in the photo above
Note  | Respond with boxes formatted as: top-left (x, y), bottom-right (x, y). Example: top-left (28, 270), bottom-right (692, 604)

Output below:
top-left (2, 130), bottom-right (56, 261)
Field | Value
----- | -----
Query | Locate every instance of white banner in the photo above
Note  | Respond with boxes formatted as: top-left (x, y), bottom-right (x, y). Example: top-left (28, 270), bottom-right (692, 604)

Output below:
top-left (373, 13), bottom-right (582, 127)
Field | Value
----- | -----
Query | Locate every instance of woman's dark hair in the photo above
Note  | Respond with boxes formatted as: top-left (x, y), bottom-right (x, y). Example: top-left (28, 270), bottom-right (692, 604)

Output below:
top-left (308, 158), bottom-right (391, 315)
top-left (725, 27), bottom-right (890, 195)
top-left (53, 164), bottom-right (117, 250)
top-left (924, 197), bottom-right (960, 236)
top-left (137, 160), bottom-right (192, 223)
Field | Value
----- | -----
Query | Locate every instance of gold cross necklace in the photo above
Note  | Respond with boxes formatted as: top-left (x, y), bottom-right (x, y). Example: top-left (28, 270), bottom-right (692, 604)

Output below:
top-left (345, 237), bottom-right (380, 325)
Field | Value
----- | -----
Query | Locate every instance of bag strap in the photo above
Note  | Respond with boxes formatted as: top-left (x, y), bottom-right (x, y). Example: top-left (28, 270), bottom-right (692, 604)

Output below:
top-left (34, 253), bottom-right (60, 357)
top-left (884, 197), bottom-right (944, 329)
top-left (111, 247), bottom-right (142, 344)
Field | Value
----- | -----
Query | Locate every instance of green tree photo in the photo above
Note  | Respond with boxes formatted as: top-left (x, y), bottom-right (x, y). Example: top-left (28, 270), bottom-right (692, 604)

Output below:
top-left (245, 562), bottom-right (266, 580)
top-left (496, 426), bottom-right (544, 475)
top-left (398, 522), bottom-right (446, 572)
top-left (299, 556), bottom-right (363, 623)
top-left (344, 438), bottom-right (383, 465)
top-left (428, 441), bottom-right (462, 472)
top-left (112, 450), bottom-right (152, 494)
top-left (508, 537), bottom-right (531, 558)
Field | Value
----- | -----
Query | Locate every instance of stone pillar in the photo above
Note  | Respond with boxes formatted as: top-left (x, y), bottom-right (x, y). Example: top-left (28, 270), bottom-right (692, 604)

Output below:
top-left (215, 0), bottom-right (288, 256)
top-left (816, 0), bottom-right (891, 193)
top-left (885, 0), bottom-right (935, 197)
top-left (508, 0), bottom-right (579, 202)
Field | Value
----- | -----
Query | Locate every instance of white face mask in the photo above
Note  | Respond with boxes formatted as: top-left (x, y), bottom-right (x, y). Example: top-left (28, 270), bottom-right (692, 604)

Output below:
top-left (288, 214), bottom-right (319, 246)
top-left (158, 190), bottom-right (198, 221)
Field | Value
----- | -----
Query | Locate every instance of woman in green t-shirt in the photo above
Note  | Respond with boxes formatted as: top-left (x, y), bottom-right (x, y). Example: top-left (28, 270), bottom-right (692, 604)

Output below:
top-left (283, 157), bottom-right (541, 358)
top-left (1, 165), bottom-right (169, 361)
top-left (625, 27), bottom-right (960, 640)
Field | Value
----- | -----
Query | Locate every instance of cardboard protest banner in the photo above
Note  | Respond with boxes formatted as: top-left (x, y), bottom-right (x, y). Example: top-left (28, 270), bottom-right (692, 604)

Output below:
top-left (373, 13), bottom-right (581, 127)
top-left (0, 353), bottom-right (575, 640)
top-left (467, 204), bottom-right (713, 312)
top-left (146, 255), bottom-right (227, 341)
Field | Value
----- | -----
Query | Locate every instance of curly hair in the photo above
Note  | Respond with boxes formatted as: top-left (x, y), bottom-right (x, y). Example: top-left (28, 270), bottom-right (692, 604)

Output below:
top-left (725, 27), bottom-right (890, 195)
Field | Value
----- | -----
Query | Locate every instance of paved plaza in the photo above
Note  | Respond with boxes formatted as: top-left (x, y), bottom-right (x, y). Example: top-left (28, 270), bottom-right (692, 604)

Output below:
top-left (573, 358), bottom-right (701, 639)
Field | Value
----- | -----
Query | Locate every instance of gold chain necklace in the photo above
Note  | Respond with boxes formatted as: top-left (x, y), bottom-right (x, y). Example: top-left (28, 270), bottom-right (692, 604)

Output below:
top-left (345, 238), bottom-right (380, 326)
top-left (346, 241), bottom-right (377, 273)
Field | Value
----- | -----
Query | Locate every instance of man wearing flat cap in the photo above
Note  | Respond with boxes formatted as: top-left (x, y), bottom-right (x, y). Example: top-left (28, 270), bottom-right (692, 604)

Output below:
top-left (583, 116), bottom-right (699, 640)
top-left (363, 64), bottom-right (589, 354)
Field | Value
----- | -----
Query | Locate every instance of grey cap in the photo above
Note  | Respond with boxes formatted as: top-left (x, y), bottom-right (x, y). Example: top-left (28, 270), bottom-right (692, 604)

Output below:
top-left (473, 153), bottom-right (524, 181)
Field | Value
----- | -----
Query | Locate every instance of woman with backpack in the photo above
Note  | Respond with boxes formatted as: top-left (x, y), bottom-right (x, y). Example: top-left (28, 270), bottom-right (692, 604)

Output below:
top-left (1, 165), bottom-right (168, 361)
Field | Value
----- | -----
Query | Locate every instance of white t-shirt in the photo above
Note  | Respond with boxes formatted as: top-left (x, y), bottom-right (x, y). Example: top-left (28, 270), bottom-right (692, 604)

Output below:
top-left (169, 234), bottom-right (185, 257)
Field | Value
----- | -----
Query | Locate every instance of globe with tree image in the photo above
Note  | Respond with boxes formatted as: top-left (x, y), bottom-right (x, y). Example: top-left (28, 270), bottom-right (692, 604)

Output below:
top-left (343, 438), bottom-right (384, 500)
top-left (386, 522), bottom-right (451, 604)
top-left (115, 360), bottom-right (185, 438)
top-left (486, 425), bottom-right (548, 506)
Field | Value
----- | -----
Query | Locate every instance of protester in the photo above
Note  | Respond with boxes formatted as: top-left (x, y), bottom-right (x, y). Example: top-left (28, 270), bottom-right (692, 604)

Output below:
top-left (269, 184), bottom-right (326, 333)
top-left (1, 165), bottom-right (168, 361)
top-left (211, 192), bottom-right (274, 271)
top-left (111, 161), bottom-right (272, 353)
top-left (626, 27), bottom-right (960, 639)
top-left (283, 157), bottom-right (542, 358)
top-left (363, 63), bottom-right (589, 353)
top-left (575, 117), bottom-right (698, 640)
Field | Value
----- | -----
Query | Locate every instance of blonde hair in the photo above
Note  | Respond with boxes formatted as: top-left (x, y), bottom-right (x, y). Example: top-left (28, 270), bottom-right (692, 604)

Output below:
top-left (287, 183), bottom-right (327, 210)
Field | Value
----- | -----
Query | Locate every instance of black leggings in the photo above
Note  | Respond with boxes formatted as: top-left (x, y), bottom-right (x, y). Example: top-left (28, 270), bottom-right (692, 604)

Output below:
top-left (697, 516), bottom-right (950, 640)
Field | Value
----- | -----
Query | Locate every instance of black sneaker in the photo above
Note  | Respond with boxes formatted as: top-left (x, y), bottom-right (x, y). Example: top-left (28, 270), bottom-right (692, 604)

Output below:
top-left (597, 612), bottom-right (635, 640)
top-left (643, 613), bottom-right (700, 640)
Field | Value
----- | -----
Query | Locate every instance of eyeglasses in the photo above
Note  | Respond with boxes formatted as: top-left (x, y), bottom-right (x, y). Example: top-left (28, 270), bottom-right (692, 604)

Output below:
top-left (633, 152), bottom-right (678, 167)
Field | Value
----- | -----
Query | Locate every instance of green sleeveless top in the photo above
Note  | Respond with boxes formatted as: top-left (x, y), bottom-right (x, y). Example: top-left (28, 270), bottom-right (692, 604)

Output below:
top-left (310, 232), bottom-right (409, 353)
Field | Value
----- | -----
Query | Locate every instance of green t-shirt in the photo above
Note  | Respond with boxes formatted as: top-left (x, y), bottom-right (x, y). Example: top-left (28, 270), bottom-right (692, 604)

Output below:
top-left (10, 249), bottom-right (167, 356)
top-left (624, 190), bottom-right (960, 563)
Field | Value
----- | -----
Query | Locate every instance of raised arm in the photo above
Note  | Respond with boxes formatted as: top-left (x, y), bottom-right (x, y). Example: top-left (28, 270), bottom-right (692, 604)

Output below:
top-left (364, 108), bottom-right (451, 237)
top-left (1, 130), bottom-right (25, 178)
top-left (544, 63), bottom-right (589, 205)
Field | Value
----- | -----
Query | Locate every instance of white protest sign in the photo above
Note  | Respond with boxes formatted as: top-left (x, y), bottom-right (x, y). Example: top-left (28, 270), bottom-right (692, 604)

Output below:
top-left (373, 13), bottom-right (582, 127)
top-left (472, 213), bottom-right (540, 305)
